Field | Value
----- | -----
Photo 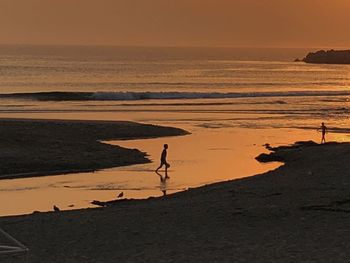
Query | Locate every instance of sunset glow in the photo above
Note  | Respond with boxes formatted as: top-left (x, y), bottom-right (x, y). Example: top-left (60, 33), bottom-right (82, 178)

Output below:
top-left (0, 0), bottom-right (350, 47)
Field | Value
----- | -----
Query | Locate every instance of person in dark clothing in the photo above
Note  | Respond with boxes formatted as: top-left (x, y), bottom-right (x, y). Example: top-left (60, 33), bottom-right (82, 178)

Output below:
top-left (318, 122), bottom-right (327, 144)
top-left (155, 144), bottom-right (170, 178)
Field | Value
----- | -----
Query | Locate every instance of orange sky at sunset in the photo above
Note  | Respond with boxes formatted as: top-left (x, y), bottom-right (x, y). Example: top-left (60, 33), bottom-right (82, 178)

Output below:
top-left (0, 0), bottom-right (349, 48)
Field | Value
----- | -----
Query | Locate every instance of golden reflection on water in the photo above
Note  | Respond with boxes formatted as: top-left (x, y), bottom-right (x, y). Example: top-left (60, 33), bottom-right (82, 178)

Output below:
top-left (0, 126), bottom-right (325, 217)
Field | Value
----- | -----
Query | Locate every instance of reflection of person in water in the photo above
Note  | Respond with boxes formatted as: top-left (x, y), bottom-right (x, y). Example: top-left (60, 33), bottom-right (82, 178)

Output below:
top-left (155, 144), bottom-right (170, 178)
top-left (156, 171), bottom-right (168, 196)
top-left (160, 175), bottom-right (167, 196)
top-left (318, 122), bottom-right (327, 144)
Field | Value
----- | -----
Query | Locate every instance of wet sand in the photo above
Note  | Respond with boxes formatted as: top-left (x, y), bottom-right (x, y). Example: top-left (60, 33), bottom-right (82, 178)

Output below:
top-left (0, 128), bottom-right (280, 216)
top-left (2, 140), bottom-right (350, 262)
top-left (0, 118), bottom-right (188, 179)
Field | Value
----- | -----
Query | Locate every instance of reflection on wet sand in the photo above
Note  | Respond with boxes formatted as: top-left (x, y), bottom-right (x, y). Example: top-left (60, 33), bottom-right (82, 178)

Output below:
top-left (0, 125), bottom-right (326, 216)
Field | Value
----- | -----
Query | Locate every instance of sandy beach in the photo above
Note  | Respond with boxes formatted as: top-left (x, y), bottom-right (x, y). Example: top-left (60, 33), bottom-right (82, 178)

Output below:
top-left (1, 2), bottom-right (350, 261)
top-left (0, 118), bottom-right (188, 179)
top-left (1, 139), bottom-right (350, 262)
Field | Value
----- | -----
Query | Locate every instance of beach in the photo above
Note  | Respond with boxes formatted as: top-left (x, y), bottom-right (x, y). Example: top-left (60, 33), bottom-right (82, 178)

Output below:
top-left (0, 45), bottom-right (349, 262)
top-left (0, 118), bottom-right (188, 179)
top-left (1, 140), bottom-right (350, 262)
top-left (0, 118), bottom-right (283, 216)
top-left (1, 0), bottom-right (350, 261)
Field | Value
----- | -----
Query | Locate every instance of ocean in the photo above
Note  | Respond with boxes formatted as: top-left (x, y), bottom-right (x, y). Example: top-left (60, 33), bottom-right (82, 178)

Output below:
top-left (0, 45), bottom-right (349, 215)
top-left (0, 45), bottom-right (349, 130)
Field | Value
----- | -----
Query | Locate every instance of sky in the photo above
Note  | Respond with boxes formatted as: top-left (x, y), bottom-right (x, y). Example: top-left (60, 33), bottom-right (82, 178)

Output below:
top-left (0, 0), bottom-right (349, 48)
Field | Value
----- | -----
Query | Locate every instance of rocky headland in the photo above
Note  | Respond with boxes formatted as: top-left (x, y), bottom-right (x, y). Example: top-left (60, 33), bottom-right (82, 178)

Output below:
top-left (301, 49), bottom-right (350, 64)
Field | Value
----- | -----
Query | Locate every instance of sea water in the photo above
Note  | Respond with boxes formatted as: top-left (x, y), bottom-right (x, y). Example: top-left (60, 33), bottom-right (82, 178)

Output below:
top-left (0, 45), bottom-right (349, 216)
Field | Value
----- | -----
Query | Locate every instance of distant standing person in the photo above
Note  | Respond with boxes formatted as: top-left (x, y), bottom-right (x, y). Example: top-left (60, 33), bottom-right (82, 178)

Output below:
top-left (156, 144), bottom-right (170, 177)
top-left (318, 122), bottom-right (327, 144)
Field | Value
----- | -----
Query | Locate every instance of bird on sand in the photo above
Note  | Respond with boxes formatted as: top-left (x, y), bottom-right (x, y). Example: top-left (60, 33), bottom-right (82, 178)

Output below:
top-left (117, 192), bottom-right (124, 199)
top-left (53, 205), bottom-right (60, 212)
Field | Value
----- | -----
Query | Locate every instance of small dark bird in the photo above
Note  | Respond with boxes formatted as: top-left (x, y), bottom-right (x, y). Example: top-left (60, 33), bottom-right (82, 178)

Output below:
top-left (53, 205), bottom-right (60, 212)
top-left (117, 192), bottom-right (124, 199)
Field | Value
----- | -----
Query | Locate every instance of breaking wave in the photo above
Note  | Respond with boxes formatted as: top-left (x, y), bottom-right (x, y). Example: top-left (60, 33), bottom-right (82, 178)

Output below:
top-left (1, 90), bottom-right (350, 101)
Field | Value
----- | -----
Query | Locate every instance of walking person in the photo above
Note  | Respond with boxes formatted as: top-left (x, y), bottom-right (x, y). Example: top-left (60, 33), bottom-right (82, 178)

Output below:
top-left (318, 122), bottom-right (327, 144)
top-left (155, 144), bottom-right (170, 178)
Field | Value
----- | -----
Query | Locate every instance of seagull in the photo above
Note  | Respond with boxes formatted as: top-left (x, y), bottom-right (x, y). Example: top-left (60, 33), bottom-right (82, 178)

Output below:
top-left (53, 205), bottom-right (60, 212)
top-left (117, 192), bottom-right (124, 199)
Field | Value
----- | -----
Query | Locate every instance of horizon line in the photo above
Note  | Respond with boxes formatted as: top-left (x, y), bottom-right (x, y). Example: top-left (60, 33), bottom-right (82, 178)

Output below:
top-left (0, 43), bottom-right (349, 50)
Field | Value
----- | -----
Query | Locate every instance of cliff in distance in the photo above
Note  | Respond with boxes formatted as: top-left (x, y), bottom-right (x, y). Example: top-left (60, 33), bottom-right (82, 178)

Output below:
top-left (302, 49), bottom-right (350, 64)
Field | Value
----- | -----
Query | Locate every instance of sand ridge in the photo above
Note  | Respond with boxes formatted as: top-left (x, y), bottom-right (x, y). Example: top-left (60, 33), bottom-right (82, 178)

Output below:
top-left (0, 118), bottom-right (188, 179)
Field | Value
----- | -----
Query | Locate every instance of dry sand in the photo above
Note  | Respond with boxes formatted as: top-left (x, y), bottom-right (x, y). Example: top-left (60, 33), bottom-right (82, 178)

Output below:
top-left (0, 118), bottom-right (188, 179)
top-left (1, 140), bottom-right (350, 262)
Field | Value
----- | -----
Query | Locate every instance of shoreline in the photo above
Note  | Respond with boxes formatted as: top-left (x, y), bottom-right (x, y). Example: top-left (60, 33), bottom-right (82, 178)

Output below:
top-left (0, 118), bottom-right (189, 180)
top-left (2, 140), bottom-right (350, 262)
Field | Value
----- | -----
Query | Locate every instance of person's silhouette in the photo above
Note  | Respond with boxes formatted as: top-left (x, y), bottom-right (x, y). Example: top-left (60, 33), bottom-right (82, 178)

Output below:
top-left (318, 122), bottom-right (327, 144)
top-left (155, 144), bottom-right (170, 178)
